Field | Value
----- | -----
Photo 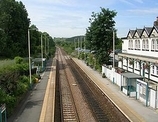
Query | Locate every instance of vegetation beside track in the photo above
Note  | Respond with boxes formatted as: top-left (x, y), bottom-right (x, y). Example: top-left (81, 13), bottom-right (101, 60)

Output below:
top-left (0, 57), bottom-right (39, 117)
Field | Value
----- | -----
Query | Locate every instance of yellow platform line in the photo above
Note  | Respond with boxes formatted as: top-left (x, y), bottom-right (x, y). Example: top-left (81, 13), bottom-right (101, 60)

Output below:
top-left (39, 63), bottom-right (56, 122)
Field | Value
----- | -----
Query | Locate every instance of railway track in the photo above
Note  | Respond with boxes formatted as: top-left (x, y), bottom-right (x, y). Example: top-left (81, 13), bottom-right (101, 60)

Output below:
top-left (56, 48), bottom-right (79, 122)
top-left (55, 47), bottom-right (130, 122)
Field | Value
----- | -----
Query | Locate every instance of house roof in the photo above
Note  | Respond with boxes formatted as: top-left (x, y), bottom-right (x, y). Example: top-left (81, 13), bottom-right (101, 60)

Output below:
top-left (125, 26), bottom-right (158, 38)
top-left (136, 29), bottom-right (143, 37)
top-left (121, 72), bottom-right (143, 79)
top-left (144, 27), bottom-right (152, 35)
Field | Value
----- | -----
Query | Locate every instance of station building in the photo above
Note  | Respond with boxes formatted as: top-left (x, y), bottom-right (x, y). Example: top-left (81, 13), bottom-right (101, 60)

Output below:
top-left (102, 18), bottom-right (158, 109)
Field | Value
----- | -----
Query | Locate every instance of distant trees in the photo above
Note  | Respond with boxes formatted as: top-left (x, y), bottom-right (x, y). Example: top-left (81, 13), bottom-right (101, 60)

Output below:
top-left (86, 8), bottom-right (117, 65)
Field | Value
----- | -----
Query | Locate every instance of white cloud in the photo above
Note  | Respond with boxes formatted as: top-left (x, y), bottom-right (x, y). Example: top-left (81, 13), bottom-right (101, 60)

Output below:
top-left (128, 8), bottom-right (158, 14)
top-left (134, 0), bottom-right (143, 3)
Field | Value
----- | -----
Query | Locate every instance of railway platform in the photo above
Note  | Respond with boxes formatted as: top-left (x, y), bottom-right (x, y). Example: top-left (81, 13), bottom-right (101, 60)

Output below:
top-left (73, 58), bottom-right (158, 122)
top-left (8, 58), bottom-right (56, 122)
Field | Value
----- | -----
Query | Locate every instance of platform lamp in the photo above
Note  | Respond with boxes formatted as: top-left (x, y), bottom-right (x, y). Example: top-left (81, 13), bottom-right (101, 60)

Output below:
top-left (41, 34), bottom-right (43, 71)
top-left (106, 28), bottom-right (115, 84)
top-left (28, 28), bottom-right (37, 89)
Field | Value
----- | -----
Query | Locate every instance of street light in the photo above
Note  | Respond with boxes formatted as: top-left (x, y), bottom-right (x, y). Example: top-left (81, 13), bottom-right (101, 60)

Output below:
top-left (112, 30), bottom-right (115, 84)
top-left (41, 34), bottom-right (43, 71)
top-left (28, 28), bottom-right (37, 89)
top-left (106, 29), bottom-right (115, 84)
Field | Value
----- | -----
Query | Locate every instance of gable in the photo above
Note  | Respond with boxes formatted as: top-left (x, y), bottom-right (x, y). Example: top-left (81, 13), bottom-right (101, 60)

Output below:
top-left (150, 27), bottom-right (158, 37)
top-left (141, 29), bottom-right (148, 38)
top-left (133, 31), bottom-right (139, 38)
top-left (127, 30), bottom-right (135, 39)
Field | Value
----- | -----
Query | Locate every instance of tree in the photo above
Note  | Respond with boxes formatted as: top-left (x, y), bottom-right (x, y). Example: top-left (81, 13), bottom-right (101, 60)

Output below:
top-left (0, 0), bottom-right (30, 58)
top-left (86, 8), bottom-right (117, 65)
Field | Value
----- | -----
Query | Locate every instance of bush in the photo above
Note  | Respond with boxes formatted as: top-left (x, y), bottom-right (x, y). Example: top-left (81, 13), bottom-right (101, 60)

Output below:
top-left (102, 73), bottom-right (106, 78)
top-left (14, 56), bottom-right (23, 64)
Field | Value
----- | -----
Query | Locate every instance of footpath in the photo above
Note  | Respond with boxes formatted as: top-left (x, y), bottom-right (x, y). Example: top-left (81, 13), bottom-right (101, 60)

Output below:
top-left (73, 58), bottom-right (158, 122)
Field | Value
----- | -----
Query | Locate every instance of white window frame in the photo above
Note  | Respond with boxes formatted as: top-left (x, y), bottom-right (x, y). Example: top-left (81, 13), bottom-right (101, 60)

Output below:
top-left (138, 40), bottom-right (140, 49)
top-left (146, 39), bottom-right (149, 50)
top-left (135, 40), bottom-right (137, 49)
top-left (142, 40), bottom-right (145, 50)
top-left (156, 39), bottom-right (158, 50)
top-left (152, 39), bottom-right (155, 50)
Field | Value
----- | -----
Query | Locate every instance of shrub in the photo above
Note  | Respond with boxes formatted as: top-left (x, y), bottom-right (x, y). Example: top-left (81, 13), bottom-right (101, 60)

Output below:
top-left (14, 56), bottom-right (23, 64)
top-left (102, 73), bottom-right (106, 78)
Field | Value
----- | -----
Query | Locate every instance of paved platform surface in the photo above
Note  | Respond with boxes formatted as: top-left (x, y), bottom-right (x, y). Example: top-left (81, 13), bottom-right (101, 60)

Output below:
top-left (73, 58), bottom-right (158, 122)
top-left (8, 59), bottom-right (54, 122)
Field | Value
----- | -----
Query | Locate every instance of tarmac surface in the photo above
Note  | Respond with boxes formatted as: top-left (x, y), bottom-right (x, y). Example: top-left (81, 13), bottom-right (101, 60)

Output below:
top-left (8, 59), bottom-right (53, 122)
top-left (8, 57), bottom-right (158, 122)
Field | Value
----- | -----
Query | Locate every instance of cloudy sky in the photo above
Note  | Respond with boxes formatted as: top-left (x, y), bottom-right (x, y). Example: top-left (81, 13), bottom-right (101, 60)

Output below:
top-left (16, 0), bottom-right (158, 38)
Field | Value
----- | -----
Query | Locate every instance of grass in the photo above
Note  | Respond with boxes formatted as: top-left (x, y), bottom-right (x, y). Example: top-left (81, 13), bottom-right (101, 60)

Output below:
top-left (0, 59), bottom-right (14, 68)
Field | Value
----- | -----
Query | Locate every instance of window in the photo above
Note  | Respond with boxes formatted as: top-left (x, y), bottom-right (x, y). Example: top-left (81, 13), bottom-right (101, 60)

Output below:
top-left (156, 39), bottom-right (158, 51)
top-left (128, 40), bottom-right (130, 49)
top-left (146, 39), bottom-right (149, 50)
top-left (142, 40), bottom-right (145, 50)
top-left (138, 40), bottom-right (140, 49)
top-left (131, 40), bottom-right (133, 49)
top-left (135, 40), bottom-right (137, 49)
top-left (128, 40), bottom-right (133, 50)
top-left (151, 39), bottom-right (155, 51)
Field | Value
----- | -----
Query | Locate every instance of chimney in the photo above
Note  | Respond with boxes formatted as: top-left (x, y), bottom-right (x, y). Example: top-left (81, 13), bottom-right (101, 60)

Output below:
top-left (154, 17), bottom-right (158, 26)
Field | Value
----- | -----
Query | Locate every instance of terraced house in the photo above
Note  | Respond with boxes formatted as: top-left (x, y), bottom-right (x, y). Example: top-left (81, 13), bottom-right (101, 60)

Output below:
top-left (118, 18), bottom-right (158, 108)
top-left (102, 18), bottom-right (158, 109)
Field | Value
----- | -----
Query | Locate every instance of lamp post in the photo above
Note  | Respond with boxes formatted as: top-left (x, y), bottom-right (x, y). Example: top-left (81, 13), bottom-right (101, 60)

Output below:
top-left (112, 30), bottom-right (115, 84)
top-left (106, 29), bottom-right (115, 84)
top-left (45, 35), bottom-right (47, 57)
top-left (41, 34), bottom-right (43, 71)
top-left (28, 28), bottom-right (37, 89)
top-left (28, 29), bottom-right (32, 89)
top-left (78, 38), bottom-right (79, 58)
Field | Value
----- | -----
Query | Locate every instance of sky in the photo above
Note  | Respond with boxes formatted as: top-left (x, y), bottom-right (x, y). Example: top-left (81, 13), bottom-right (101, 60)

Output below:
top-left (16, 0), bottom-right (158, 38)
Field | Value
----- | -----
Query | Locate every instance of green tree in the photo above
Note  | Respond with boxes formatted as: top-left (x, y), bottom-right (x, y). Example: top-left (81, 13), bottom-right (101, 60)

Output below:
top-left (86, 8), bottom-right (117, 65)
top-left (0, 0), bottom-right (30, 58)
